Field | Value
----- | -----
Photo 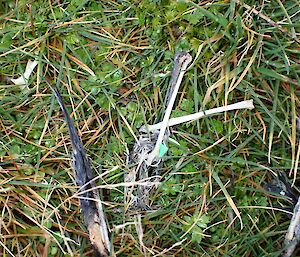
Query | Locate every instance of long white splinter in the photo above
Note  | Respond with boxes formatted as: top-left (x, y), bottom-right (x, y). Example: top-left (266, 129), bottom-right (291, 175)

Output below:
top-left (146, 52), bottom-right (192, 165)
top-left (142, 100), bottom-right (254, 132)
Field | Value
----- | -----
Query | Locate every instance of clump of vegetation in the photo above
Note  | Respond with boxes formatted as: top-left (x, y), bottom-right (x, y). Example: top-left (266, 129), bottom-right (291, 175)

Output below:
top-left (0, 0), bottom-right (299, 256)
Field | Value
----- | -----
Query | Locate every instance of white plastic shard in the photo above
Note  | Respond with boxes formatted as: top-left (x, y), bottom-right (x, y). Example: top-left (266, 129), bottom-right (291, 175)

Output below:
top-left (10, 60), bottom-right (38, 85)
top-left (141, 100), bottom-right (254, 132)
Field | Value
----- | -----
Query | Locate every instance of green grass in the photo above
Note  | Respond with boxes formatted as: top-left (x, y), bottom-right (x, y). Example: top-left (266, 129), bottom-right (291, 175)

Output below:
top-left (0, 0), bottom-right (299, 256)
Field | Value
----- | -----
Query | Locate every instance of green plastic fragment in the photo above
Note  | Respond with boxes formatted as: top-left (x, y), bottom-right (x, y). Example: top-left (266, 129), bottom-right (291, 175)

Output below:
top-left (159, 143), bottom-right (168, 157)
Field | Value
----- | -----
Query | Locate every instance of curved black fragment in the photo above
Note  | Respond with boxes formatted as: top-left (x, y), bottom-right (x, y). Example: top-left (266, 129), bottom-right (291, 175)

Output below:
top-left (47, 82), bottom-right (110, 257)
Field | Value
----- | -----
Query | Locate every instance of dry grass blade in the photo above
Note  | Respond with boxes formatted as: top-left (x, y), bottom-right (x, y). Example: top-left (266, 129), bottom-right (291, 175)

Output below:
top-left (212, 170), bottom-right (243, 230)
top-left (49, 46), bottom-right (96, 76)
top-left (0, 36), bottom-right (44, 57)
